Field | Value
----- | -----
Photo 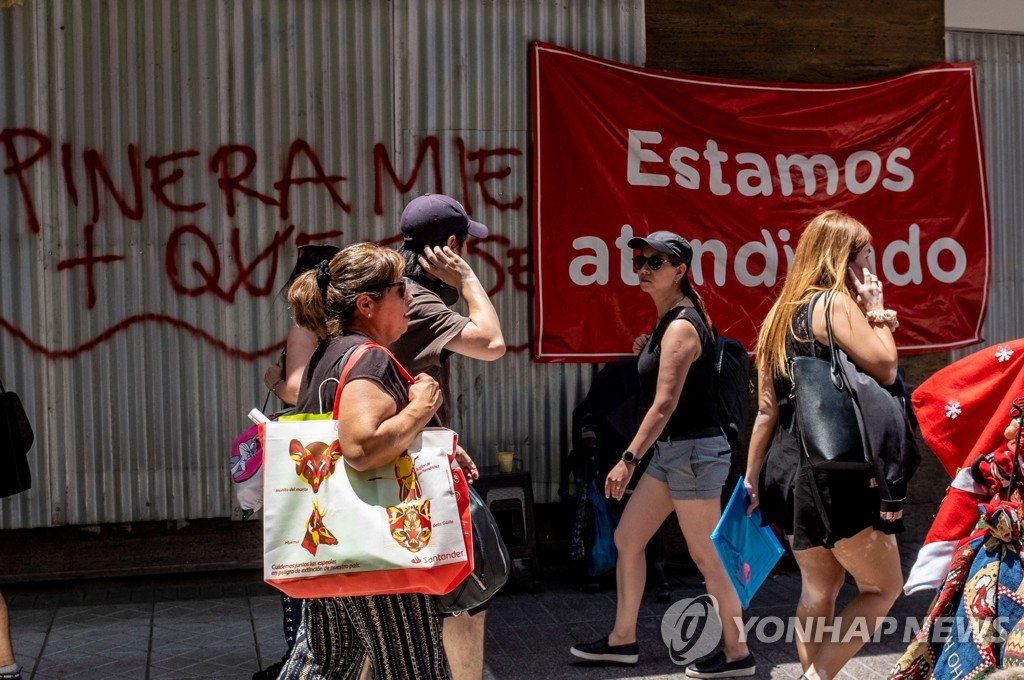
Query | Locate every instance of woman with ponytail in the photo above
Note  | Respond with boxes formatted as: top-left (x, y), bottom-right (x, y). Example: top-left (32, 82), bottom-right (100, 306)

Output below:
top-left (278, 241), bottom-right (452, 680)
top-left (570, 231), bottom-right (754, 678)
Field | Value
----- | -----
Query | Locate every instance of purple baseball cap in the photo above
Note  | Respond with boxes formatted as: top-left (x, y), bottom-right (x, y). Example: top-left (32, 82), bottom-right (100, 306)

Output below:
top-left (400, 194), bottom-right (488, 247)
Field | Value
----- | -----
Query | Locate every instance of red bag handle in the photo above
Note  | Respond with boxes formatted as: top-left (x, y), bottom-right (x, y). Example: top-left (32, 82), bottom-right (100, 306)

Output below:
top-left (332, 342), bottom-right (415, 419)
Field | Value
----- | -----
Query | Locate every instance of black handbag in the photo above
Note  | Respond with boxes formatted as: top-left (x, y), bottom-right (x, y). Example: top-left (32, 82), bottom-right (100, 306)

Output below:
top-left (0, 377), bottom-right (34, 498)
top-left (436, 486), bottom-right (511, 614)
top-left (788, 292), bottom-right (870, 471)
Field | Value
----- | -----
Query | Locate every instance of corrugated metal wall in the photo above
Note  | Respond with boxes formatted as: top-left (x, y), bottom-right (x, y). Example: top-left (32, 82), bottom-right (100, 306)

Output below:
top-left (0, 1), bottom-right (644, 529)
top-left (947, 31), bottom-right (1024, 355)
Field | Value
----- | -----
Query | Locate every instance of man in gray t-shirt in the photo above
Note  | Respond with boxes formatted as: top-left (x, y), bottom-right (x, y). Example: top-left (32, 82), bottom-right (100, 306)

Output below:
top-left (389, 193), bottom-right (505, 680)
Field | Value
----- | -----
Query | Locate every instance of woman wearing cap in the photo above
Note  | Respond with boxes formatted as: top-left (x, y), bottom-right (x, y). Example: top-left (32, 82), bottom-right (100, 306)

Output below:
top-left (745, 210), bottom-right (902, 680)
top-left (570, 230), bottom-right (754, 678)
top-left (277, 241), bottom-right (452, 679)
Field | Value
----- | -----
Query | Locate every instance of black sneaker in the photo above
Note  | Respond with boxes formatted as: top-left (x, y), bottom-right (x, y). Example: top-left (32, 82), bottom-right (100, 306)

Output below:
top-left (252, 656), bottom-right (286, 680)
top-left (685, 650), bottom-right (756, 678)
top-left (0, 669), bottom-right (21, 680)
top-left (569, 637), bottom-right (639, 665)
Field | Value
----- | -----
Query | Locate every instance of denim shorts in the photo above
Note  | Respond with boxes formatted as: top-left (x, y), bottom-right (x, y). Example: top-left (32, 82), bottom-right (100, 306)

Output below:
top-left (644, 434), bottom-right (730, 500)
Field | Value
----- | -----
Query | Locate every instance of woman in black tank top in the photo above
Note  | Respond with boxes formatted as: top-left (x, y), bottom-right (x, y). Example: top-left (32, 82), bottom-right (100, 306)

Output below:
top-left (570, 231), bottom-right (755, 678)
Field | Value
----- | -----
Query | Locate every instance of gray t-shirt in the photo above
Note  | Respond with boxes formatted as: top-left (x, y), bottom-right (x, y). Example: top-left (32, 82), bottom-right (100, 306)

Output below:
top-left (388, 281), bottom-right (469, 428)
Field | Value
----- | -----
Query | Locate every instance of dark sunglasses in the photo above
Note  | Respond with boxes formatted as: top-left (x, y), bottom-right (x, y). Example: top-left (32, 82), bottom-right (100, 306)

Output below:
top-left (632, 254), bottom-right (679, 272)
top-left (360, 279), bottom-right (407, 297)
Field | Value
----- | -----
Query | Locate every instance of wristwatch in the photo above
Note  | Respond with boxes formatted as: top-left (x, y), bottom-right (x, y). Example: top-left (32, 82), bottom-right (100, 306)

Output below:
top-left (621, 450), bottom-right (639, 466)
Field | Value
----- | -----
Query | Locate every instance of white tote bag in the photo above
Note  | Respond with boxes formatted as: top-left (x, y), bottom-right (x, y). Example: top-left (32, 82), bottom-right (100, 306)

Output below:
top-left (261, 351), bottom-right (472, 599)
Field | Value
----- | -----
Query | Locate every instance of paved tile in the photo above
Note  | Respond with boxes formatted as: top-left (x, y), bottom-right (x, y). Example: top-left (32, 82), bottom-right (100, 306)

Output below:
top-left (1, 538), bottom-right (948, 680)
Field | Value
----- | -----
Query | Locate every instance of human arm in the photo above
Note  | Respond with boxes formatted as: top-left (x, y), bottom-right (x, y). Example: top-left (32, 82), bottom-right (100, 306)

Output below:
top-left (814, 267), bottom-right (898, 385)
top-left (744, 367), bottom-right (779, 514)
top-left (605, 320), bottom-right (701, 500)
top-left (336, 373), bottom-right (441, 471)
top-left (419, 245), bottom-right (506, 361)
top-left (265, 325), bottom-right (319, 406)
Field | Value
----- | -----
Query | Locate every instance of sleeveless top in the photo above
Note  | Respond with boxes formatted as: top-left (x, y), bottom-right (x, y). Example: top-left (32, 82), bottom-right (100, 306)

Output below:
top-left (636, 306), bottom-right (721, 438)
top-left (772, 302), bottom-right (831, 406)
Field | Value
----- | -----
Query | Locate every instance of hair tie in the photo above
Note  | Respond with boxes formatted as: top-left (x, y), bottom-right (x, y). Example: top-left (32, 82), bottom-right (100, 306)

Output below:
top-left (314, 260), bottom-right (331, 305)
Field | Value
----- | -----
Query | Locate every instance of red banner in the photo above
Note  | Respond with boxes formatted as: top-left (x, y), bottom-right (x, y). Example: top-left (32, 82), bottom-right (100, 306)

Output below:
top-left (531, 42), bottom-right (990, 362)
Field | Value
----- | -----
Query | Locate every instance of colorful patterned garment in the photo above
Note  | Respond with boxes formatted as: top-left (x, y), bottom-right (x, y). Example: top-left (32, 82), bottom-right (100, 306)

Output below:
top-left (891, 499), bottom-right (1024, 679)
top-left (905, 339), bottom-right (1024, 596)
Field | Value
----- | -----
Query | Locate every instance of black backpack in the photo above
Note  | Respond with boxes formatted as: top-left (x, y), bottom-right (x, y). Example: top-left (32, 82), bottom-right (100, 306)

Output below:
top-left (649, 309), bottom-right (753, 457)
top-left (0, 378), bottom-right (34, 499)
top-left (713, 334), bottom-right (754, 460)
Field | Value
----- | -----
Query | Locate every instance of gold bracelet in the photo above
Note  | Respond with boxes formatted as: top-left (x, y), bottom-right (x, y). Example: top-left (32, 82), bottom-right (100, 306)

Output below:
top-left (865, 308), bottom-right (899, 332)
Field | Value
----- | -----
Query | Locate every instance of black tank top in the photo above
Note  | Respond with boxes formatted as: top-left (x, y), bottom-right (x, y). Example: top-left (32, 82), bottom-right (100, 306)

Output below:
top-left (636, 306), bottom-right (721, 439)
top-left (294, 334), bottom-right (410, 415)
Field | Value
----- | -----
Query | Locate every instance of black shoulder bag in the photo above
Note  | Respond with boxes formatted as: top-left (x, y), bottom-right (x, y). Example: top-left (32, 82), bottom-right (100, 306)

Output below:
top-left (788, 292), bottom-right (870, 471)
top-left (0, 377), bottom-right (34, 498)
top-left (435, 485), bottom-right (511, 614)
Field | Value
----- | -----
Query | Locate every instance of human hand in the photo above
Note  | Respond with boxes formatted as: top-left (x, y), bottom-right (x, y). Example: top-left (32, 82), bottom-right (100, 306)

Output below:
top-left (846, 265), bottom-right (885, 312)
top-left (263, 363), bottom-right (284, 392)
top-left (632, 333), bottom-right (650, 355)
top-left (744, 476), bottom-right (760, 516)
top-left (419, 245), bottom-right (475, 288)
top-left (454, 444), bottom-right (479, 483)
top-left (409, 373), bottom-right (442, 415)
top-left (604, 460), bottom-right (634, 500)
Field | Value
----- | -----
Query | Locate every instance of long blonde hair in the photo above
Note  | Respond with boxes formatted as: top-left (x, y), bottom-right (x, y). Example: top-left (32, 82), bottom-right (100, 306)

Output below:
top-left (288, 242), bottom-right (405, 340)
top-left (755, 210), bottom-right (872, 378)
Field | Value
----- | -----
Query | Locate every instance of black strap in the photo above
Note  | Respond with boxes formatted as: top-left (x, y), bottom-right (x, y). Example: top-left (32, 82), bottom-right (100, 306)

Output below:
top-left (799, 292), bottom-right (847, 392)
top-left (265, 346), bottom-right (288, 411)
top-left (648, 305), bottom-right (686, 357)
top-left (796, 291), bottom-right (845, 542)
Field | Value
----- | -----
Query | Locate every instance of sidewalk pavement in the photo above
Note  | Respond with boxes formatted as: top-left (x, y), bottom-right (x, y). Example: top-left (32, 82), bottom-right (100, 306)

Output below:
top-left (5, 542), bottom-right (933, 680)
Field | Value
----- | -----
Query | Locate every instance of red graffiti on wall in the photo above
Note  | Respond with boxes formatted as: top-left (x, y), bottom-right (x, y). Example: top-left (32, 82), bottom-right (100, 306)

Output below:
top-left (0, 129), bottom-right (529, 359)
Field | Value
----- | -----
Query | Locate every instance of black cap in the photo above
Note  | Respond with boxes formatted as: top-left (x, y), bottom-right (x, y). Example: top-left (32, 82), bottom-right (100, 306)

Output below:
top-left (400, 194), bottom-right (488, 247)
top-left (627, 230), bottom-right (693, 265)
top-left (294, 244), bottom-right (341, 273)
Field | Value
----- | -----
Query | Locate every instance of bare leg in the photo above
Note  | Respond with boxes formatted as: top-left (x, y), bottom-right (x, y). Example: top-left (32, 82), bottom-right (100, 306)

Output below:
top-left (0, 592), bottom-right (14, 668)
top-left (789, 543), bottom-right (846, 672)
top-left (673, 499), bottom-right (749, 662)
top-left (443, 611), bottom-right (486, 680)
top-left (804, 528), bottom-right (902, 680)
top-left (608, 474), bottom-right (674, 646)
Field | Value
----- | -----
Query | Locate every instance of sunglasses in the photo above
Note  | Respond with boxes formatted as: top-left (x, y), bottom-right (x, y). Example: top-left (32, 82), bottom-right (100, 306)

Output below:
top-left (632, 254), bottom-right (679, 272)
top-left (360, 279), bottom-right (407, 297)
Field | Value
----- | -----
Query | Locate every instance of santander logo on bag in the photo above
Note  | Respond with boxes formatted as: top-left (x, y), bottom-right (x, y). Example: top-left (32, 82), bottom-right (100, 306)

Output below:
top-left (261, 422), bottom-right (473, 599)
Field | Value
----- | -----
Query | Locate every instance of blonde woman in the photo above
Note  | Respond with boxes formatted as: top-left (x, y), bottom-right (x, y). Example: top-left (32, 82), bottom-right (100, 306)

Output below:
top-left (746, 210), bottom-right (903, 680)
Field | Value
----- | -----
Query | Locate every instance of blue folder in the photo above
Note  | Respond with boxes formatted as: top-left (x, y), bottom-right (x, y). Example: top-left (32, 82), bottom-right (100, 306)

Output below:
top-left (710, 477), bottom-right (785, 609)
